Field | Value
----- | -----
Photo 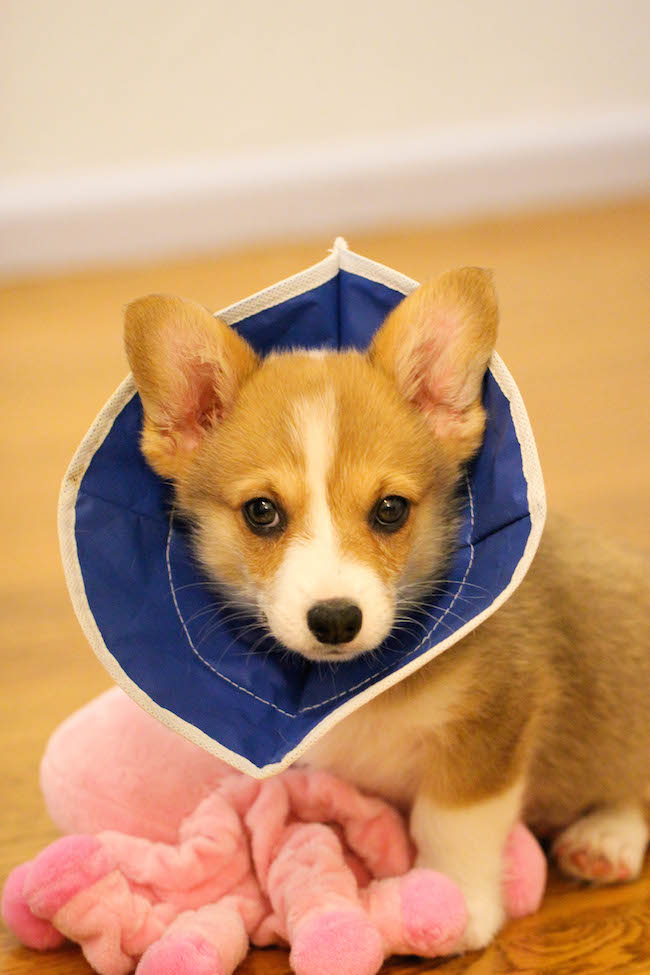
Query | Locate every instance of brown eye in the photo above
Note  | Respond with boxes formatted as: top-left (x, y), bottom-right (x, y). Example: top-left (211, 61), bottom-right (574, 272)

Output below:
top-left (370, 495), bottom-right (410, 533)
top-left (243, 497), bottom-right (285, 534)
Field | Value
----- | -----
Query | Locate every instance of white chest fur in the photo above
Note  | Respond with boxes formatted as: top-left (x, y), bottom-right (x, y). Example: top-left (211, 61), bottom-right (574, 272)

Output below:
top-left (301, 657), bottom-right (470, 807)
top-left (303, 706), bottom-right (427, 806)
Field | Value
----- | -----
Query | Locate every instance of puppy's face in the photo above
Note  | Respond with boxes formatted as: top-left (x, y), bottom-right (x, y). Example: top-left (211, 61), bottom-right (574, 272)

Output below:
top-left (174, 352), bottom-right (459, 661)
top-left (124, 269), bottom-right (497, 661)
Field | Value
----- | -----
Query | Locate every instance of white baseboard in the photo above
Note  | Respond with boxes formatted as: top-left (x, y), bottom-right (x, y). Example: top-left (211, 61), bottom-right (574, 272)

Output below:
top-left (1, 108), bottom-right (649, 276)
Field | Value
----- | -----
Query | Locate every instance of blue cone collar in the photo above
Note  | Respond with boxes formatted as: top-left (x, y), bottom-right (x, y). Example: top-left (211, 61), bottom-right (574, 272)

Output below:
top-left (59, 240), bottom-right (545, 777)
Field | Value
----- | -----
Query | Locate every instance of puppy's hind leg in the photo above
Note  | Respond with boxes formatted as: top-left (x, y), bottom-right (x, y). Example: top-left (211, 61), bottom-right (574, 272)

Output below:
top-left (552, 800), bottom-right (649, 884)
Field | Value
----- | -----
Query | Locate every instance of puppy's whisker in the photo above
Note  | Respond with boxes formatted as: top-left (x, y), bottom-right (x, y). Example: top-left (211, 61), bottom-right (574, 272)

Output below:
top-left (433, 579), bottom-right (491, 594)
top-left (184, 604), bottom-right (256, 628)
top-left (172, 580), bottom-right (223, 594)
top-left (203, 618), bottom-right (274, 669)
top-left (396, 604), bottom-right (471, 631)
top-left (247, 630), bottom-right (279, 656)
top-left (392, 615), bottom-right (431, 634)
top-left (428, 587), bottom-right (485, 603)
top-left (194, 608), bottom-right (263, 641)
top-left (195, 614), bottom-right (265, 651)
top-left (389, 611), bottom-right (458, 641)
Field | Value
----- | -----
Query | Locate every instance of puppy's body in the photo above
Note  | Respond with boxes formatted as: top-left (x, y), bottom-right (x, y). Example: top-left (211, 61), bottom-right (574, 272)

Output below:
top-left (304, 514), bottom-right (650, 945)
top-left (124, 271), bottom-right (650, 951)
top-left (305, 514), bottom-right (650, 830)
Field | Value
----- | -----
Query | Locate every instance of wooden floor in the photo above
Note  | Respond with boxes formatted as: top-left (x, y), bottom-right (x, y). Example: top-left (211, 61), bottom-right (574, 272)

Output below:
top-left (1, 199), bottom-right (649, 974)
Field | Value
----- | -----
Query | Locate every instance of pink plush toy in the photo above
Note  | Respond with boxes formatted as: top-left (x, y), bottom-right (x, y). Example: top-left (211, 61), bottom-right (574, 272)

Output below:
top-left (3, 689), bottom-right (546, 974)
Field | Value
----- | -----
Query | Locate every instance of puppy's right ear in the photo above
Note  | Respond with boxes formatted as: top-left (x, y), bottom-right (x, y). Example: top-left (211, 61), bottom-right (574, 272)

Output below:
top-left (369, 268), bottom-right (497, 465)
top-left (124, 295), bottom-right (259, 481)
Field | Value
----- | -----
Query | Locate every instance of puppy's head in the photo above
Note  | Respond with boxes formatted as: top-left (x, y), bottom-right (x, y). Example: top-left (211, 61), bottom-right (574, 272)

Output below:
top-left (124, 268), bottom-right (497, 662)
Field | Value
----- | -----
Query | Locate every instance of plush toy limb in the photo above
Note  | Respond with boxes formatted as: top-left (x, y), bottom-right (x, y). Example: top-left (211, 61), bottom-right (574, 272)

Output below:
top-left (137, 879), bottom-right (267, 975)
top-left (98, 789), bottom-right (250, 910)
top-left (51, 868), bottom-right (175, 975)
top-left (280, 769), bottom-right (413, 878)
top-left (264, 822), bottom-right (384, 975)
top-left (501, 822), bottom-right (547, 918)
top-left (5, 789), bottom-right (258, 974)
top-left (136, 901), bottom-right (246, 975)
top-left (10, 834), bottom-right (180, 975)
top-left (244, 778), bottom-right (384, 974)
top-left (1, 861), bottom-right (65, 951)
top-left (360, 870), bottom-right (467, 958)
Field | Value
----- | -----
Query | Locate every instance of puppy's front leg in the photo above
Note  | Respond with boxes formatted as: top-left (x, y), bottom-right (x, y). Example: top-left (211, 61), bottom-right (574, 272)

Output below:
top-left (411, 779), bottom-right (525, 951)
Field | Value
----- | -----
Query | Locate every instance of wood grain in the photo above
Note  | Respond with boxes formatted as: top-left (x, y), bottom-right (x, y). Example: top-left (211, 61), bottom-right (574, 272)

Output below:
top-left (2, 198), bottom-right (649, 974)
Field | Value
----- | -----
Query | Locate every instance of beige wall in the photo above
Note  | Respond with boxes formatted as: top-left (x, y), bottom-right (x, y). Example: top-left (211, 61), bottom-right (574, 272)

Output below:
top-left (3, 0), bottom-right (649, 180)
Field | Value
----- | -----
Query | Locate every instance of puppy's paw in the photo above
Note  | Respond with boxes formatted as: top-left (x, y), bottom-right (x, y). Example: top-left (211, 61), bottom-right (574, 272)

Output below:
top-left (454, 892), bottom-right (505, 953)
top-left (553, 805), bottom-right (648, 884)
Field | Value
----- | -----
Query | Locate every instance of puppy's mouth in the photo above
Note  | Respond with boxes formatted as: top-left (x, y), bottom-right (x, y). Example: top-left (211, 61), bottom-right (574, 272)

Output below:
top-left (255, 608), bottom-right (388, 663)
top-left (298, 644), bottom-right (368, 663)
top-left (267, 624), bottom-right (390, 665)
top-left (254, 590), bottom-right (399, 665)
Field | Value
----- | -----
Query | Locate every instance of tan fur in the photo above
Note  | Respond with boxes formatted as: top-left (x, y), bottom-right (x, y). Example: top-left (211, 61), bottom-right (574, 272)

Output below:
top-left (125, 267), bottom-right (650, 945)
top-left (307, 515), bottom-right (650, 828)
top-left (189, 350), bottom-right (457, 605)
top-left (124, 327), bottom-right (460, 608)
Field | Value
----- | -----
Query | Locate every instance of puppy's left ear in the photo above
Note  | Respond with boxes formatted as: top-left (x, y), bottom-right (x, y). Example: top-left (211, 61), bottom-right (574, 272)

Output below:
top-left (124, 294), bottom-right (259, 481)
top-left (369, 267), bottom-right (498, 464)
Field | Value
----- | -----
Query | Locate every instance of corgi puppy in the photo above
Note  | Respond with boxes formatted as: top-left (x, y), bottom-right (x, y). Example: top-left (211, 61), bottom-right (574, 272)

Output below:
top-left (124, 269), bottom-right (650, 951)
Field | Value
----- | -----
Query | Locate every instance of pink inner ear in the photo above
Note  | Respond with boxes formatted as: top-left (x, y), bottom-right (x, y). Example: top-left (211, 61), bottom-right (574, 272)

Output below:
top-left (167, 355), bottom-right (227, 452)
top-left (405, 312), bottom-right (477, 435)
top-left (193, 359), bottom-right (227, 428)
top-left (408, 337), bottom-right (458, 413)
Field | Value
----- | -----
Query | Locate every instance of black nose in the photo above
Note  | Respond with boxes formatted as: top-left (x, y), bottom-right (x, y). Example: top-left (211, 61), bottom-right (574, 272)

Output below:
top-left (307, 599), bottom-right (363, 645)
